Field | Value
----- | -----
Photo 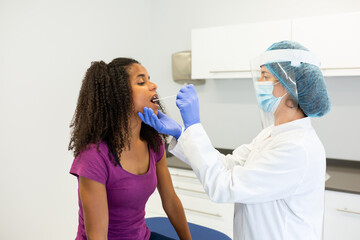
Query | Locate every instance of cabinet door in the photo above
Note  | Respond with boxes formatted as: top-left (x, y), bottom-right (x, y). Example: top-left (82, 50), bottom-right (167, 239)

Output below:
top-left (292, 12), bottom-right (360, 76)
top-left (191, 20), bottom-right (292, 79)
top-left (145, 189), bottom-right (166, 218)
top-left (170, 168), bottom-right (233, 237)
top-left (176, 193), bottom-right (233, 237)
top-left (323, 190), bottom-right (360, 240)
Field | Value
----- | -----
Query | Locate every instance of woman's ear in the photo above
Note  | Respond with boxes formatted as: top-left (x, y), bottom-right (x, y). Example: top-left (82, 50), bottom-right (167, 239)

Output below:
top-left (285, 97), bottom-right (297, 109)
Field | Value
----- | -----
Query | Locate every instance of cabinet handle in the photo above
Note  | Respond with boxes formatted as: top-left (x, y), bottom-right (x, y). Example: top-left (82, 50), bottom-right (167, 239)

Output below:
top-left (321, 67), bottom-right (360, 70)
top-left (184, 207), bottom-right (222, 218)
top-left (171, 173), bottom-right (198, 180)
top-left (210, 67), bottom-right (360, 73)
top-left (336, 208), bottom-right (360, 215)
top-left (174, 186), bottom-right (206, 195)
top-left (209, 70), bottom-right (250, 73)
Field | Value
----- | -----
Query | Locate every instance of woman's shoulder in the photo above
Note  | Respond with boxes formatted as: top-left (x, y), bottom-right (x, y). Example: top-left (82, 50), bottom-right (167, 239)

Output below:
top-left (149, 139), bottom-right (165, 163)
top-left (76, 141), bottom-right (110, 160)
top-left (70, 141), bottom-right (110, 184)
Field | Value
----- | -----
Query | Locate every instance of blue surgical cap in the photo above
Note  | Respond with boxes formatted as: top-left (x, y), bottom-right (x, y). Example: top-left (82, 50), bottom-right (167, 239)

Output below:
top-left (264, 40), bottom-right (331, 117)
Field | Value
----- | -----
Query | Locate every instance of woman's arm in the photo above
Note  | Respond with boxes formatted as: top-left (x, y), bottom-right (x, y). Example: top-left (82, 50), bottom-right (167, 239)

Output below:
top-left (79, 176), bottom-right (108, 240)
top-left (156, 152), bottom-right (192, 240)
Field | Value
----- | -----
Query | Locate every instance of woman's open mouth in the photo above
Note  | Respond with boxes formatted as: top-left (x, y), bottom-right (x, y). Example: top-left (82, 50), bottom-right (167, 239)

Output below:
top-left (150, 94), bottom-right (159, 105)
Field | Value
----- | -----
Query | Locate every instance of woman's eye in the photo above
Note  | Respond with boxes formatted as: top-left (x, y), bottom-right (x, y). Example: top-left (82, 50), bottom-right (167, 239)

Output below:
top-left (137, 82), bottom-right (145, 86)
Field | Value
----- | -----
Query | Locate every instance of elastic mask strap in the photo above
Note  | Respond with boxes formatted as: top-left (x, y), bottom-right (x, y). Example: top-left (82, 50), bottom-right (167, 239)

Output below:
top-left (273, 81), bottom-right (280, 86)
top-left (280, 92), bottom-right (288, 99)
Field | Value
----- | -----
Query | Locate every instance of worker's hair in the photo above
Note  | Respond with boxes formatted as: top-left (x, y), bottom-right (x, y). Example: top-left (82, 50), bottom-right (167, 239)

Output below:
top-left (68, 57), bottom-right (166, 166)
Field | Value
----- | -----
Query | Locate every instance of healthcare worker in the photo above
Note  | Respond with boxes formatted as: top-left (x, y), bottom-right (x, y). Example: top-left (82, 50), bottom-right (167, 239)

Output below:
top-left (138, 41), bottom-right (331, 240)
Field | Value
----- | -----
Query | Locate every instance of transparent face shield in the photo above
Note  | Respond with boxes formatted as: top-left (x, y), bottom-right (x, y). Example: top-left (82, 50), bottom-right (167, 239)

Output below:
top-left (250, 49), bottom-right (321, 128)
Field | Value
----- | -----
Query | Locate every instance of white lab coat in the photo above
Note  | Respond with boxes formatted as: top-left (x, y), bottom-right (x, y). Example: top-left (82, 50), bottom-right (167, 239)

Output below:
top-left (169, 117), bottom-right (325, 240)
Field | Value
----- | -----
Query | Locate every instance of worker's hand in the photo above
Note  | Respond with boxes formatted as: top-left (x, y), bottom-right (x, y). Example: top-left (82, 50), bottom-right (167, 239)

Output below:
top-left (138, 107), bottom-right (182, 140)
top-left (176, 84), bottom-right (200, 129)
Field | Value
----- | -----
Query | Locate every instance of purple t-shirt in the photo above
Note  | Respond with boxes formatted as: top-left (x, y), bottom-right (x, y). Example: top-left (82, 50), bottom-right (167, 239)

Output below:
top-left (70, 141), bottom-right (165, 240)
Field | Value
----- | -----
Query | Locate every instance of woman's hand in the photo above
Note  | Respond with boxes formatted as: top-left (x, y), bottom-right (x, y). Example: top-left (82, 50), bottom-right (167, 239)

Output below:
top-left (138, 107), bottom-right (182, 140)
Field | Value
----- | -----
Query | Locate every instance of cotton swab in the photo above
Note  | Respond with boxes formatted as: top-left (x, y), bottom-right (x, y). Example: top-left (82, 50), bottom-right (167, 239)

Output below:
top-left (153, 94), bottom-right (177, 102)
top-left (154, 84), bottom-right (188, 102)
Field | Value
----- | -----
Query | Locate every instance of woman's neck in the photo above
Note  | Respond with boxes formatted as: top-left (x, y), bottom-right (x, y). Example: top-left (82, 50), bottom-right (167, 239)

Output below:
top-left (127, 114), bottom-right (143, 146)
top-left (274, 108), bottom-right (305, 126)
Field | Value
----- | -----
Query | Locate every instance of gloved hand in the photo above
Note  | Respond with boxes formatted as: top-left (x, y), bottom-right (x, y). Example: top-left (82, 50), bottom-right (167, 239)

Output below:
top-left (176, 84), bottom-right (200, 129)
top-left (138, 107), bottom-right (182, 140)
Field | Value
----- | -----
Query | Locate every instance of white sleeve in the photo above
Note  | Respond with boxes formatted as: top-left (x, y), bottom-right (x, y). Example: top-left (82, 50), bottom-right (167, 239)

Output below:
top-left (170, 123), bottom-right (307, 204)
top-left (169, 132), bottom-right (253, 169)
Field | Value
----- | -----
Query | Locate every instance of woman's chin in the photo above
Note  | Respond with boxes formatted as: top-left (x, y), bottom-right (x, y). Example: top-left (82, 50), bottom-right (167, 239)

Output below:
top-left (150, 103), bottom-right (160, 113)
top-left (152, 108), bottom-right (159, 115)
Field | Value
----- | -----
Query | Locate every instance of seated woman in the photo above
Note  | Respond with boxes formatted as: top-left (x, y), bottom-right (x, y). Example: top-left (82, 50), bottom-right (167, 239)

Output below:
top-left (69, 58), bottom-right (191, 240)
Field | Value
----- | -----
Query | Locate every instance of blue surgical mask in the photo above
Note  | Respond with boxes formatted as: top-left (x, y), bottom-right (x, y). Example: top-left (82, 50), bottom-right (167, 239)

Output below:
top-left (254, 82), bottom-right (286, 114)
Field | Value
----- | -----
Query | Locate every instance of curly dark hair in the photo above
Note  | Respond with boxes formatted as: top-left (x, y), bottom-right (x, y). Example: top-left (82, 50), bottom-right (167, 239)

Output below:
top-left (68, 57), bottom-right (166, 166)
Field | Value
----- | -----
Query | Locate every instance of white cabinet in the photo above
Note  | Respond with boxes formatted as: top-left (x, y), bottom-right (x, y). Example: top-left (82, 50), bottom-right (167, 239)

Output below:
top-left (323, 190), bottom-right (360, 240)
top-left (292, 12), bottom-right (360, 76)
top-left (191, 20), bottom-right (292, 79)
top-left (192, 12), bottom-right (360, 79)
top-left (145, 167), bottom-right (234, 238)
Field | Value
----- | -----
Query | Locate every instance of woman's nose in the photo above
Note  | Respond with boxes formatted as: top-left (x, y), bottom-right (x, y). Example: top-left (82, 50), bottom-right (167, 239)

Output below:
top-left (149, 81), bottom-right (157, 91)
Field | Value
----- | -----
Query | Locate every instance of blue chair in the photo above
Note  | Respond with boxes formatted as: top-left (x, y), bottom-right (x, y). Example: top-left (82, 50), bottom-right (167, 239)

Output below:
top-left (145, 217), bottom-right (231, 240)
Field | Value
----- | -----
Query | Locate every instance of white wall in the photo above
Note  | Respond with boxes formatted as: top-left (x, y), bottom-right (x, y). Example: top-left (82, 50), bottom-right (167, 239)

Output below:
top-left (0, 0), bottom-right (154, 239)
top-left (0, 0), bottom-right (359, 239)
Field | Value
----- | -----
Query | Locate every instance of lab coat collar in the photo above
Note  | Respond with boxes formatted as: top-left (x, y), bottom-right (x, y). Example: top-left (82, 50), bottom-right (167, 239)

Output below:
top-left (271, 117), bottom-right (312, 137)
